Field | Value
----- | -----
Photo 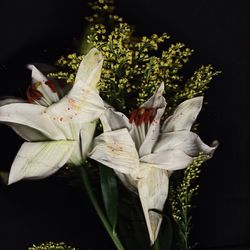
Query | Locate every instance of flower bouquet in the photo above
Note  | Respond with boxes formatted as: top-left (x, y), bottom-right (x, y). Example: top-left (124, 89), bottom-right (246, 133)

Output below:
top-left (0, 1), bottom-right (219, 249)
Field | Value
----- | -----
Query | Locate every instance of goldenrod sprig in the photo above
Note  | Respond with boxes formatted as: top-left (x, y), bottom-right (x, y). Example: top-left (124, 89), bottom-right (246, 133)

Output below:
top-left (28, 242), bottom-right (77, 250)
top-left (169, 153), bottom-right (208, 250)
top-left (49, 0), bottom-right (219, 115)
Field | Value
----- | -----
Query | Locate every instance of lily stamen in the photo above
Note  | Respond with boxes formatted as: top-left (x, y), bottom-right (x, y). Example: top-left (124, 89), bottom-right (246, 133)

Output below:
top-left (26, 78), bottom-right (61, 106)
top-left (137, 109), bottom-right (147, 125)
top-left (145, 108), bottom-right (155, 123)
top-left (129, 108), bottom-right (156, 126)
top-left (129, 109), bottom-right (138, 124)
top-left (26, 85), bottom-right (43, 103)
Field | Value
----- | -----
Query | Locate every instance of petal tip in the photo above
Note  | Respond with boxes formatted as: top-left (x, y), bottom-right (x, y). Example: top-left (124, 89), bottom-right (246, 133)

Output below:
top-left (189, 96), bottom-right (204, 106)
top-left (7, 173), bottom-right (19, 185)
top-left (206, 139), bottom-right (219, 159)
top-left (210, 140), bottom-right (219, 155)
top-left (87, 47), bottom-right (103, 63)
top-left (26, 64), bottom-right (33, 70)
top-left (27, 64), bottom-right (47, 83)
top-left (158, 82), bottom-right (165, 93)
top-left (211, 139), bottom-right (219, 148)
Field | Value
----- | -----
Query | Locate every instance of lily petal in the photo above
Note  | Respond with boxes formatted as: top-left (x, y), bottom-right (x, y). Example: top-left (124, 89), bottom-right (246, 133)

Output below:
top-left (45, 85), bottom-right (104, 123)
top-left (0, 98), bottom-right (38, 140)
top-left (162, 96), bottom-right (203, 132)
top-left (139, 83), bottom-right (167, 156)
top-left (28, 64), bottom-right (48, 83)
top-left (114, 171), bottom-right (138, 193)
top-left (67, 142), bottom-right (83, 166)
top-left (143, 83), bottom-right (166, 110)
top-left (80, 121), bottom-right (97, 159)
top-left (28, 65), bottom-right (60, 105)
top-left (3, 122), bottom-right (47, 141)
top-left (0, 97), bottom-right (26, 106)
top-left (0, 103), bottom-right (65, 140)
top-left (89, 128), bottom-right (139, 174)
top-left (29, 63), bottom-right (72, 98)
top-left (75, 48), bottom-right (103, 91)
top-left (53, 48), bottom-right (104, 121)
top-left (154, 131), bottom-right (217, 157)
top-left (141, 83), bottom-right (166, 109)
top-left (44, 49), bottom-right (104, 123)
top-left (100, 107), bottom-right (131, 132)
top-left (8, 140), bottom-right (77, 184)
top-left (137, 165), bottom-right (169, 245)
top-left (140, 149), bottom-right (193, 171)
top-left (27, 64), bottom-right (48, 83)
top-left (129, 123), bottom-right (147, 151)
top-left (127, 84), bottom-right (166, 154)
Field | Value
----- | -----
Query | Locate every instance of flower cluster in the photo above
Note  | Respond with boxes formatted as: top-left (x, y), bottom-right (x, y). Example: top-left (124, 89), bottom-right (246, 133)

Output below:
top-left (0, 1), bottom-right (219, 249)
top-left (0, 48), bottom-right (217, 247)
top-left (28, 242), bottom-right (76, 250)
top-left (169, 153), bottom-right (209, 249)
top-left (49, 0), bottom-right (220, 115)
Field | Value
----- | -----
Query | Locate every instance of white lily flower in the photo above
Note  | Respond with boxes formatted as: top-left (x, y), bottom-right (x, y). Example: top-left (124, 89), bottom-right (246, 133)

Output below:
top-left (89, 83), bottom-right (218, 244)
top-left (0, 48), bottom-right (105, 185)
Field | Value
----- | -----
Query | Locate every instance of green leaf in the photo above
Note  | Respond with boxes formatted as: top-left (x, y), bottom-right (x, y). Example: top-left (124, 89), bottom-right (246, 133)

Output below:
top-left (118, 193), bottom-right (151, 250)
top-left (99, 164), bottom-right (118, 231)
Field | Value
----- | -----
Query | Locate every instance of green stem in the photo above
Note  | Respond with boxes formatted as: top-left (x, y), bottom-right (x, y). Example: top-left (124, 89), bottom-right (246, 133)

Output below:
top-left (80, 167), bottom-right (125, 250)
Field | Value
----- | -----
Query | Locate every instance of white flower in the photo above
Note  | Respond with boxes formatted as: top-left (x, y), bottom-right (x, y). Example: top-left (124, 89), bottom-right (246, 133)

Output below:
top-left (0, 48), bottom-right (105, 184)
top-left (89, 83), bottom-right (218, 244)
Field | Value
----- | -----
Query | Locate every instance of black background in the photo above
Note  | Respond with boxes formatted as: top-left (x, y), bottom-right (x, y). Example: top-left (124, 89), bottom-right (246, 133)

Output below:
top-left (0, 0), bottom-right (250, 249)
